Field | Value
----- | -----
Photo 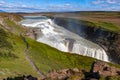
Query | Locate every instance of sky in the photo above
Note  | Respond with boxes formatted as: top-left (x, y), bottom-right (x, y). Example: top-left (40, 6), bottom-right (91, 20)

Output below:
top-left (0, 0), bottom-right (120, 12)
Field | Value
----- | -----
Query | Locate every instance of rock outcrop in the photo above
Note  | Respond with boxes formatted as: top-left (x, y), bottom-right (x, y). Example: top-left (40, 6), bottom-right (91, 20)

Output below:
top-left (92, 61), bottom-right (120, 76)
top-left (25, 27), bottom-right (42, 39)
top-left (39, 68), bottom-right (84, 80)
top-left (39, 61), bottom-right (120, 80)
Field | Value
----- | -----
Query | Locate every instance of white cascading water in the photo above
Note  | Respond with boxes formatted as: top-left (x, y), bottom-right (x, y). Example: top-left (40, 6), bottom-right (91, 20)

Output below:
top-left (20, 16), bottom-right (109, 62)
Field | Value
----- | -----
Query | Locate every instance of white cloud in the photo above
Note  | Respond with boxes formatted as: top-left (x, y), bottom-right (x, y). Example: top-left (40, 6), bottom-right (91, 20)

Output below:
top-left (92, 0), bottom-right (104, 4)
top-left (0, 0), bottom-right (5, 6)
top-left (0, 1), bottom-right (45, 12)
top-left (106, 0), bottom-right (120, 4)
top-left (0, 0), bottom-right (119, 12)
top-left (91, 0), bottom-right (120, 11)
top-left (64, 3), bottom-right (71, 6)
top-left (92, 0), bottom-right (120, 4)
top-left (106, 0), bottom-right (116, 4)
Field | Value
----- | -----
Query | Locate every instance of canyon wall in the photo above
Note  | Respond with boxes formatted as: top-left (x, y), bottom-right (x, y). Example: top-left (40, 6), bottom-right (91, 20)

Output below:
top-left (54, 17), bottom-right (120, 63)
top-left (20, 16), bottom-right (109, 62)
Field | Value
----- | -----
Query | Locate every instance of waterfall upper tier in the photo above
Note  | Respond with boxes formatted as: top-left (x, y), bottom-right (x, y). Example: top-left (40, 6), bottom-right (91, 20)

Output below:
top-left (20, 16), bottom-right (109, 62)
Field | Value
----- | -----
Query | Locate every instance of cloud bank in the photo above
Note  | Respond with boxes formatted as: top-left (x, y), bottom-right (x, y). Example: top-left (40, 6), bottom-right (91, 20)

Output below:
top-left (0, 0), bottom-right (119, 12)
top-left (92, 0), bottom-right (120, 11)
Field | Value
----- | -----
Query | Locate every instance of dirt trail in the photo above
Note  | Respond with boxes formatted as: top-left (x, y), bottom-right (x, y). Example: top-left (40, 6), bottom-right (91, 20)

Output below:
top-left (20, 33), bottom-right (45, 78)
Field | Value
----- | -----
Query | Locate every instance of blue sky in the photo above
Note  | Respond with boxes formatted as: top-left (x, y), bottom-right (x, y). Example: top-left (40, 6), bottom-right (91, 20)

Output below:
top-left (0, 0), bottom-right (120, 12)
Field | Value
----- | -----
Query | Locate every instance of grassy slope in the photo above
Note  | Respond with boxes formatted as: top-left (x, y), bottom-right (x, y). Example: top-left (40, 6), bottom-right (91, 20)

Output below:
top-left (27, 37), bottom-right (120, 80)
top-left (78, 12), bottom-right (120, 33)
top-left (55, 17), bottom-right (120, 33)
top-left (27, 38), bottom-right (95, 74)
top-left (0, 15), bottom-right (96, 79)
top-left (0, 14), bottom-right (38, 79)
top-left (4, 19), bottom-right (25, 34)
top-left (0, 13), bottom-right (120, 80)
top-left (83, 20), bottom-right (120, 33)
top-left (0, 34), bottom-right (38, 79)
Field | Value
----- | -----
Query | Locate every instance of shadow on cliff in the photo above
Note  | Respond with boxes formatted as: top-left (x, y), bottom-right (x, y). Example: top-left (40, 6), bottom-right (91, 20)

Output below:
top-left (82, 61), bottom-right (101, 80)
top-left (53, 17), bottom-right (120, 64)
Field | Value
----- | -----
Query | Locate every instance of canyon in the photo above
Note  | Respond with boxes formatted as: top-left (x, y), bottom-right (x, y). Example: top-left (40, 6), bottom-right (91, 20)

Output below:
top-left (20, 16), bottom-right (109, 62)
top-left (53, 17), bottom-right (120, 64)
top-left (0, 12), bottom-right (120, 80)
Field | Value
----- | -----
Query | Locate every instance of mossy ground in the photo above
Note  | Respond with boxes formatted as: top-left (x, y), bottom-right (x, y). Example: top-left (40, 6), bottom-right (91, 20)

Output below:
top-left (4, 19), bottom-right (25, 35)
top-left (0, 15), bottom-right (38, 79)
top-left (0, 29), bottom-right (38, 79)
top-left (86, 21), bottom-right (120, 33)
top-left (100, 76), bottom-right (120, 80)
top-left (27, 38), bottom-right (95, 74)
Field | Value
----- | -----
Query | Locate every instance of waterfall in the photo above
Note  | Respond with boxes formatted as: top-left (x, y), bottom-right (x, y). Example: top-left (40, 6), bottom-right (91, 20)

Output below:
top-left (20, 16), bottom-right (109, 62)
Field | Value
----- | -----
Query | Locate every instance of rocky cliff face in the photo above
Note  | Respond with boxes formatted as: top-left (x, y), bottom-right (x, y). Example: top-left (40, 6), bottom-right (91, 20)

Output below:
top-left (54, 17), bottom-right (120, 64)
top-left (108, 35), bottom-right (120, 63)
top-left (20, 16), bottom-right (109, 62)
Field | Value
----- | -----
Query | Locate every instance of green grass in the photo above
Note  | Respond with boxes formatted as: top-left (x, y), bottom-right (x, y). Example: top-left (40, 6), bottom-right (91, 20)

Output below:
top-left (0, 34), bottom-right (38, 79)
top-left (0, 29), bottom-right (96, 79)
top-left (0, 27), bottom-right (12, 49)
top-left (78, 19), bottom-right (120, 32)
top-left (0, 14), bottom-right (39, 79)
top-left (91, 21), bottom-right (120, 32)
top-left (100, 76), bottom-right (120, 80)
top-left (0, 20), bottom-right (38, 79)
top-left (27, 38), bottom-right (96, 74)
top-left (106, 76), bottom-right (120, 80)
top-left (54, 17), bottom-right (120, 33)
top-left (0, 13), bottom-right (120, 79)
top-left (4, 19), bottom-right (25, 35)
top-left (27, 37), bottom-right (120, 77)
top-left (79, 12), bottom-right (120, 32)
top-left (78, 17), bottom-right (120, 33)
top-left (83, 20), bottom-right (120, 32)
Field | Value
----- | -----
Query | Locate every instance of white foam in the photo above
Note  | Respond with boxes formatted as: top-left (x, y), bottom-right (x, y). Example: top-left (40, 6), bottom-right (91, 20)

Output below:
top-left (20, 16), bottom-right (109, 62)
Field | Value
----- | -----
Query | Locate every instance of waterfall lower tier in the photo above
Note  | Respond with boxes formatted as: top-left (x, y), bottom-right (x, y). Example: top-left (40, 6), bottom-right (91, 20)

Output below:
top-left (20, 16), bottom-right (109, 62)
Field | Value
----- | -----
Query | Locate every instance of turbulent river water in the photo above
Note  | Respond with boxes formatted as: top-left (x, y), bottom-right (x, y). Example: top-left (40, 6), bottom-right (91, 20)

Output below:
top-left (20, 16), bottom-right (109, 62)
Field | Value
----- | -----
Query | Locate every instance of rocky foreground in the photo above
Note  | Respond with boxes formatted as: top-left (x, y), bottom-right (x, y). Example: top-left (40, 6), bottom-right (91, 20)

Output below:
top-left (5, 61), bottom-right (120, 80)
top-left (40, 61), bottom-right (120, 80)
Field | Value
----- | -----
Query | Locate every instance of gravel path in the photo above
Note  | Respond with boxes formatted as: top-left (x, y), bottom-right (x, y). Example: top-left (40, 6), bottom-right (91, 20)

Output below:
top-left (20, 33), bottom-right (45, 78)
